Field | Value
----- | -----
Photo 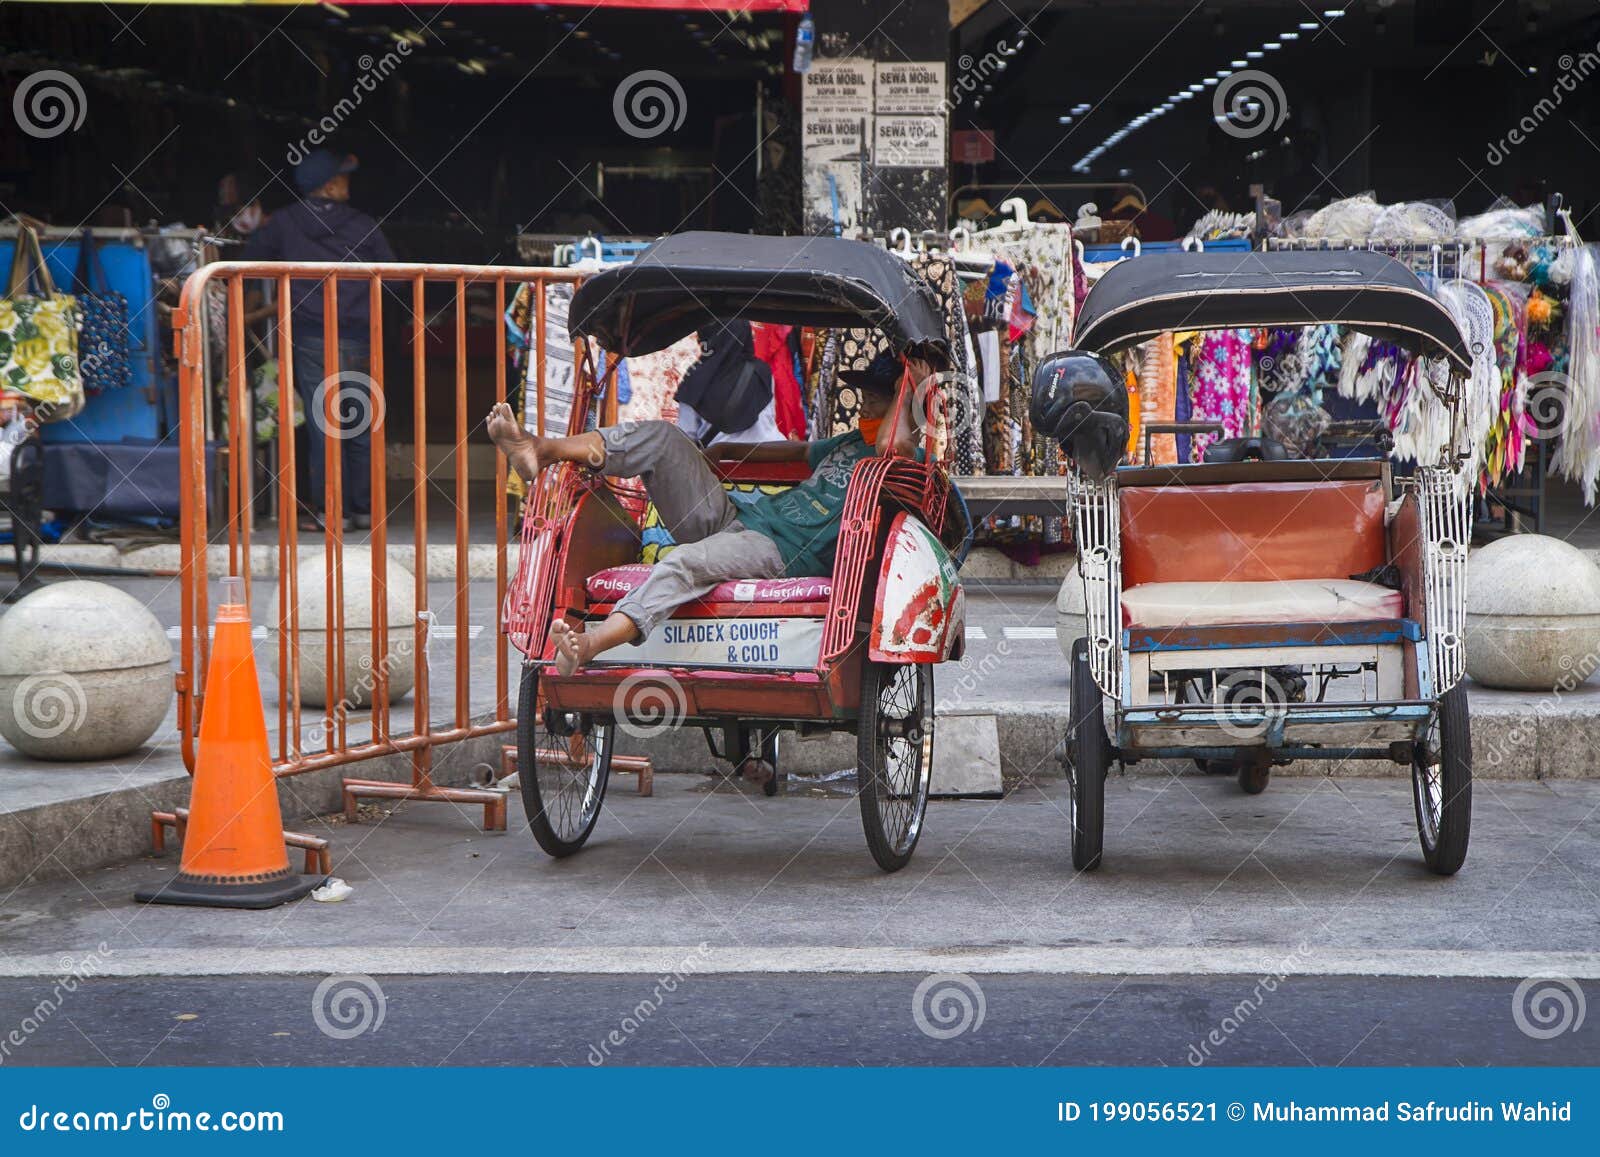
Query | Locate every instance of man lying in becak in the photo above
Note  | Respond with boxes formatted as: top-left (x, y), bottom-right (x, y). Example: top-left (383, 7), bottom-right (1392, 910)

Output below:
top-left (487, 348), bottom-right (920, 675)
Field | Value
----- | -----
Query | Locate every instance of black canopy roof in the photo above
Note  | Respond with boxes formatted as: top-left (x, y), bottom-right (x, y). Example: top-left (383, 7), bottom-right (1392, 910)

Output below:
top-left (1074, 250), bottom-right (1472, 370)
top-left (567, 231), bottom-right (949, 360)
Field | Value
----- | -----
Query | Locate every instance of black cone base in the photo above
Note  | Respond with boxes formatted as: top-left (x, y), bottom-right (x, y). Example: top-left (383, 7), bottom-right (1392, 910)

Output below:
top-left (135, 871), bottom-right (326, 910)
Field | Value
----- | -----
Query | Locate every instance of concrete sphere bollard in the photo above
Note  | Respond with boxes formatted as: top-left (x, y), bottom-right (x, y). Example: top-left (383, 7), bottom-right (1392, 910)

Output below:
top-left (1466, 534), bottom-right (1600, 690)
top-left (272, 548), bottom-right (417, 709)
top-left (1055, 561), bottom-right (1087, 662)
top-left (0, 581), bottom-right (174, 760)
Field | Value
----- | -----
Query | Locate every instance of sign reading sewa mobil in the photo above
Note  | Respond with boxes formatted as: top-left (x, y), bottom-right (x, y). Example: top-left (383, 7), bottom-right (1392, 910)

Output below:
top-left (595, 617), bottom-right (823, 671)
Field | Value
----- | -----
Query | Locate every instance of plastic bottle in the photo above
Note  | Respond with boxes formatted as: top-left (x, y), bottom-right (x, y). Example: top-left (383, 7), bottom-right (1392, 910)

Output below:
top-left (793, 14), bottom-right (815, 74)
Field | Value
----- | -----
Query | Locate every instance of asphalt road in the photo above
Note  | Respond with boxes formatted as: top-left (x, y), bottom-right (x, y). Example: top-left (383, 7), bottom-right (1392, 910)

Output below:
top-left (1, 973), bottom-right (1593, 1066)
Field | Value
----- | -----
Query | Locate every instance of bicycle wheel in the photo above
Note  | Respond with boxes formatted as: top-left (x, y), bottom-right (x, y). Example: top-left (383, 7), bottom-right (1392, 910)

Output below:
top-left (517, 663), bottom-right (613, 857)
top-left (858, 662), bottom-right (934, 872)
top-left (1412, 683), bottom-right (1471, 875)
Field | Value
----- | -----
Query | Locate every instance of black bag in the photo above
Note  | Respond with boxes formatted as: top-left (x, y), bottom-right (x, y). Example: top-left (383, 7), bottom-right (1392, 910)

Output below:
top-left (675, 320), bottom-right (773, 438)
top-left (72, 229), bottom-right (133, 393)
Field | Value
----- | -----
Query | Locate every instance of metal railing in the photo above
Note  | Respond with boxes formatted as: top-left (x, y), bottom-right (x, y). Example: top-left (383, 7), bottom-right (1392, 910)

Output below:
top-left (174, 261), bottom-right (586, 829)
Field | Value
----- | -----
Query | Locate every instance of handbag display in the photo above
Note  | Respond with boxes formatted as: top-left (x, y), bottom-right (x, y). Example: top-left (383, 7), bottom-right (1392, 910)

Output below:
top-left (71, 228), bottom-right (132, 393)
top-left (0, 225), bottom-right (83, 422)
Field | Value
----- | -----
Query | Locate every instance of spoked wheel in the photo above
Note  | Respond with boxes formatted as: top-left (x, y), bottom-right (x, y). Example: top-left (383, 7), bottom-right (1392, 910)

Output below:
top-left (858, 662), bottom-right (934, 873)
top-left (1412, 683), bottom-right (1472, 875)
top-left (1068, 638), bottom-right (1110, 871)
top-left (517, 663), bottom-right (614, 858)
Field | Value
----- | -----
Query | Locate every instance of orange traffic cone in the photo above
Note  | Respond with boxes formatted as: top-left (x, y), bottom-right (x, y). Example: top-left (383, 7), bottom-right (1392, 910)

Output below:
top-left (136, 577), bottom-right (325, 909)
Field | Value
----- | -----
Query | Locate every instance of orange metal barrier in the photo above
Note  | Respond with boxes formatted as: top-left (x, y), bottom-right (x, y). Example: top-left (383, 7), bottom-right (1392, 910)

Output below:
top-left (173, 261), bottom-right (586, 831)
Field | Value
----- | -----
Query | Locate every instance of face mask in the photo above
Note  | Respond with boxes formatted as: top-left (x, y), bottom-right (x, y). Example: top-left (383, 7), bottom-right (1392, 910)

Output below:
top-left (858, 415), bottom-right (884, 446)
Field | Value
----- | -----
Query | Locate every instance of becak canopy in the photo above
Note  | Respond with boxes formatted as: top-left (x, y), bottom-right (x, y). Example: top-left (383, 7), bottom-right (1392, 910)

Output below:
top-left (568, 231), bottom-right (950, 363)
top-left (1073, 250), bottom-right (1472, 371)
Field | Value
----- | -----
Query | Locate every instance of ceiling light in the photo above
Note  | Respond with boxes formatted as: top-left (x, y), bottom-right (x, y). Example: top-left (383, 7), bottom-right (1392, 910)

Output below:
top-left (1299, 21), bottom-right (1320, 29)
top-left (1058, 115), bottom-right (1072, 124)
top-left (1232, 59), bottom-right (1247, 67)
top-left (1264, 42), bottom-right (1282, 50)
top-left (1281, 32), bottom-right (1300, 40)
top-left (1246, 51), bottom-right (1264, 58)
top-left (1324, 8), bottom-right (1346, 17)
top-left (1202, 77), bottom-right (1219, 85)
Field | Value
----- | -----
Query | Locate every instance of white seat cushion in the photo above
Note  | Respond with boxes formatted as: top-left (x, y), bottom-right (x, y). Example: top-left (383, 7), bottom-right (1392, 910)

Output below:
top-left (1121, 579), bottom-right (1403, 629)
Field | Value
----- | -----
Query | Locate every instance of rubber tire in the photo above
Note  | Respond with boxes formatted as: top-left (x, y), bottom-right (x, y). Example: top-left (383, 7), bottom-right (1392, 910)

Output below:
top-left (1413, 683), bottom-right (1471, 876)
top-left (517, 663), bottom-right (613, 858)
top-left (858, 662), bottom-right (934, 873)
top-left (1237, 762), bottom-right (1271, 794)
top-left (1068, 639), bottom-right (1109, 872)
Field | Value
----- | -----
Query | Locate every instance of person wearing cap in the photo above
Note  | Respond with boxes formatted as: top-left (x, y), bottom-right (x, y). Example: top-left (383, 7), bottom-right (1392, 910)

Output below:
top-left (486, 348), bottom-right (920, 711)
top-left (243, 148), bottom-right (394, 530)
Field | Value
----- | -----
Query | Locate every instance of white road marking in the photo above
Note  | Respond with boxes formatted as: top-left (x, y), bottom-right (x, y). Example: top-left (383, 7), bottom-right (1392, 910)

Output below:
top-left (167, 625), bottom-right (482, 641)
top-left (167, 626), bottom-right (269, 640)
top-left (2, 946), bottom-right (1595, 980)
top-left (1002, 626), bottom-right (1057, 640)
top-left (964, 625), bottom-right (987, 640)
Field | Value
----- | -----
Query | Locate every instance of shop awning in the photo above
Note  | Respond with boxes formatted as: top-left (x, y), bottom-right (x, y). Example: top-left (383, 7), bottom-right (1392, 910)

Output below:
top-left (1073, 250), bottom-right (1473, 371)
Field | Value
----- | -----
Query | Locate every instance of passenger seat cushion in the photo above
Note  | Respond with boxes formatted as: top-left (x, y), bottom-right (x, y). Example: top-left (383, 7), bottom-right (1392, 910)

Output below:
top-left (587, 564), bottom-right (832, 605)
top-left (1118, 479), bottom-right (1388, 586)
top-left (1121, 579), bottom-right (1403, 629)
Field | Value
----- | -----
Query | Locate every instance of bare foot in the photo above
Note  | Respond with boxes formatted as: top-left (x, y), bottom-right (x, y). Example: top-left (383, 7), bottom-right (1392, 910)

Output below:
top-left (548, 619), bottom-right (589, 676)
top-left (486, 401), bottom-right (542, 482)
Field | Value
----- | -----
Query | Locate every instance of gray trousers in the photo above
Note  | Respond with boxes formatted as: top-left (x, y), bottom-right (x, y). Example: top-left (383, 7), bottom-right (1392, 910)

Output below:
top-left (599, 421), bottom-right (784, 639)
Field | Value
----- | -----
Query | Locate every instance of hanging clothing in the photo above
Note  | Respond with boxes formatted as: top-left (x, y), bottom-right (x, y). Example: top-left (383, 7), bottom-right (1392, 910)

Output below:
top-left (621, 334), bottom-right (701, 424)
top-left (752, 323), bottom-right (807, 440)
top-left (1189, 329), bottom-right (1254, 460)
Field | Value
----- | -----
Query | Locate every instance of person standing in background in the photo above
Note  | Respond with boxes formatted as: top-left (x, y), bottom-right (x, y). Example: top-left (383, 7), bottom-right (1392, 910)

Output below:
top-left (244, 149), bottom-right (394, 531)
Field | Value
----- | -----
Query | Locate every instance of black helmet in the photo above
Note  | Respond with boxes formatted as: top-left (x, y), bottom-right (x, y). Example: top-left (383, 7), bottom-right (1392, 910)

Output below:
top-left (1029, 350), bottom-right (1130, 480)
